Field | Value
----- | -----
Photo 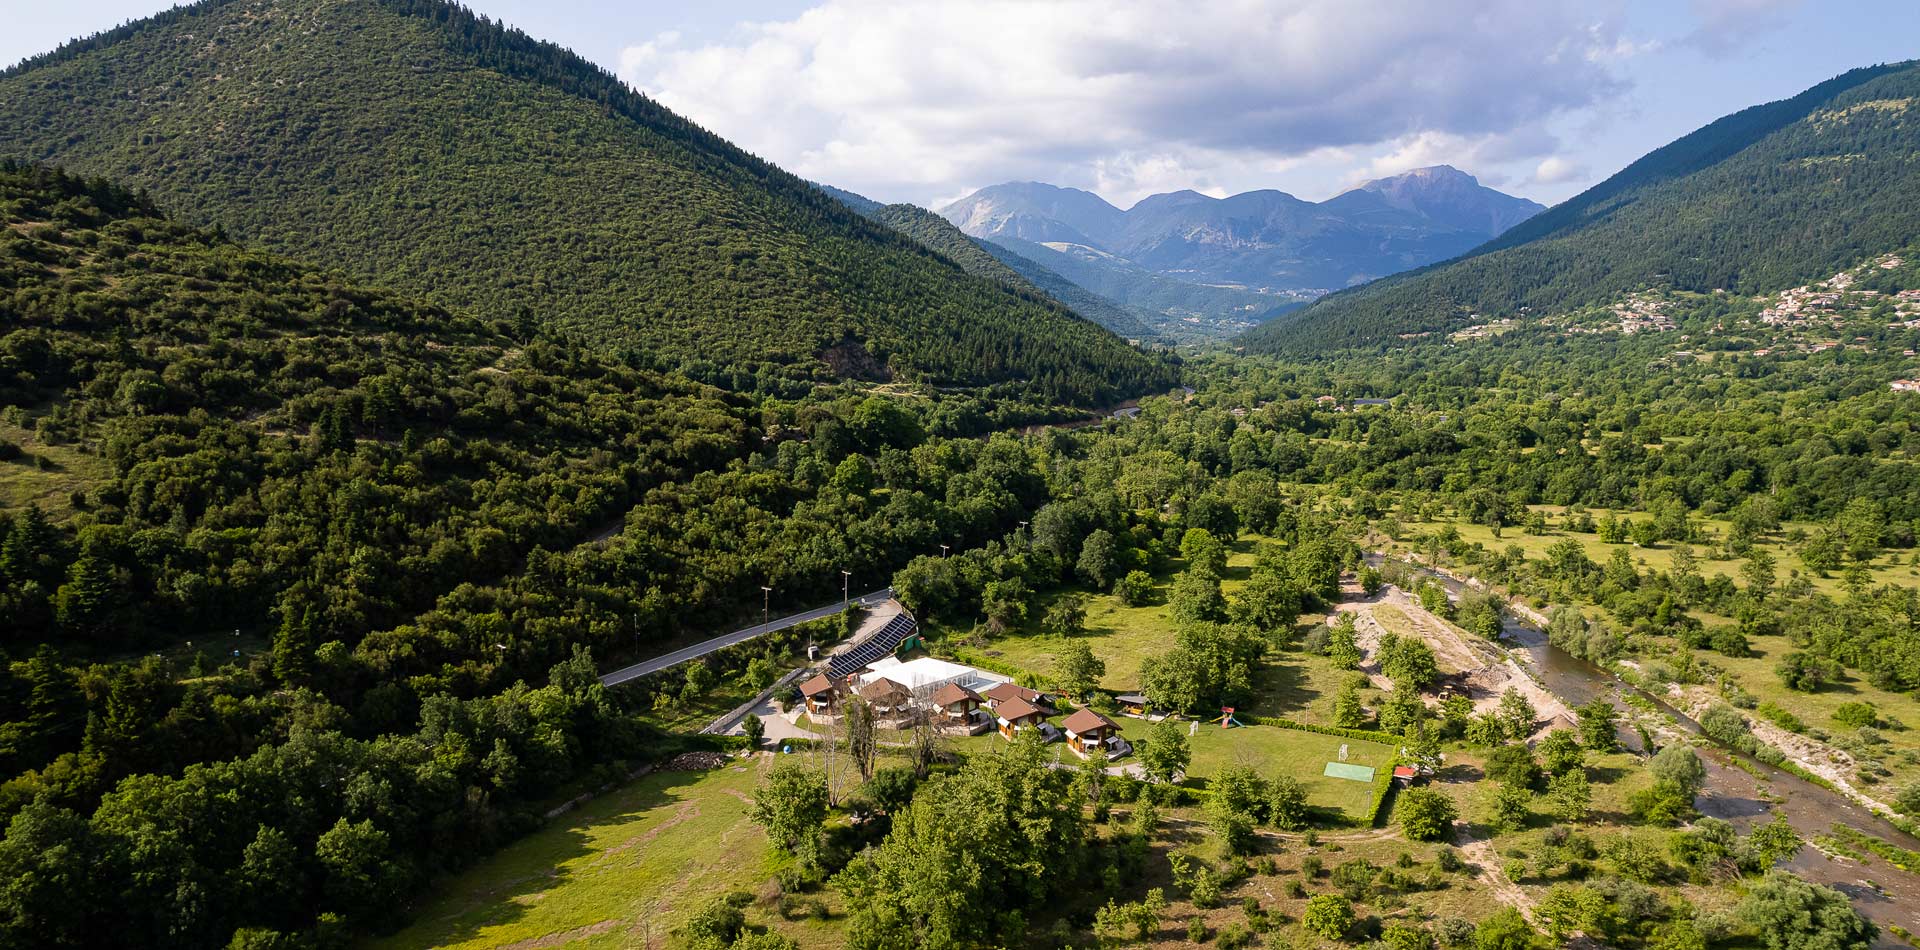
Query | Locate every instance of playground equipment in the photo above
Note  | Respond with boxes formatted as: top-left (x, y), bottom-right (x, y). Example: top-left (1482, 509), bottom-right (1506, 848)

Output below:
top-left (1215, 706), bottom-right (1242, 728)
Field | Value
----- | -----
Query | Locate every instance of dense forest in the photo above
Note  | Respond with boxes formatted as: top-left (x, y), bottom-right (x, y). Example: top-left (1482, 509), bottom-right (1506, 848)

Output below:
top-left (2, 161), bottom-right (1914, 944)
top-left (1247, 59), bottom-right (1920, 353)
top-left (0, 0), bottom-right (1171, 404)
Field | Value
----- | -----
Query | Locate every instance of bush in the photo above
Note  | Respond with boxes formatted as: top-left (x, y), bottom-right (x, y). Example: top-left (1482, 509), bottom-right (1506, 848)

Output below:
top-left (1484, 744), bottom-right (1542, 789)
top-left (1186, 917), bottom-right (1210, 943)
top-left (1398, 787), bottom-right (1458, 842)
top-left (1436, 847), bottom-right (1465, 872)
top-left (1755, 702), bottom-right (1804, 733)
top-left (1833, 702), bottom-right (1878, 729)
top-left (1302, 894), bottom-right (1356, 940)
top-left (1114, 570), bottom-right (1156, 606)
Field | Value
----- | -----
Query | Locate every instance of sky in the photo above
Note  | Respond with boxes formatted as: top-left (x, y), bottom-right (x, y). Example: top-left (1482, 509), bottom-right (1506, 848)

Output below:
top-left (4, 0), bottom-right (1916, 210)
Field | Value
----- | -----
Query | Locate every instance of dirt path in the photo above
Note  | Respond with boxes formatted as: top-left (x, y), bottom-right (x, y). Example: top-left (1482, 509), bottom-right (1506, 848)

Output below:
top-left (1454, 829), bottom-right (1537, 924)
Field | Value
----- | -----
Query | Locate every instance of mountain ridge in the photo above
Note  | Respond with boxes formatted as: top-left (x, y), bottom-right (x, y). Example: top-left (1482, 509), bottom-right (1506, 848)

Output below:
top-left (938, 166), bottom-right (1542, 328)
top-left (0, 0), bottom-right (1169, 405)
top-left (1244, 60), bottom-right (1920, 353)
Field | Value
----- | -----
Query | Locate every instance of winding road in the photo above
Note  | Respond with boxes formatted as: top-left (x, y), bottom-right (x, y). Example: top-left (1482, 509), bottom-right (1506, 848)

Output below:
top-left (598, 588), bottom-right (893, 687)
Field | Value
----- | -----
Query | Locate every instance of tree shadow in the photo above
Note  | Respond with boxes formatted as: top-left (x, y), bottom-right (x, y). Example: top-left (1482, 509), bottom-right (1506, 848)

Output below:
top-left (1249, 653), bottom-right (1317, 717)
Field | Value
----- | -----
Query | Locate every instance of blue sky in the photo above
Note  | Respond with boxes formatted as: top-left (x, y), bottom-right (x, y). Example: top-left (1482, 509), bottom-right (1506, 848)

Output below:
top-left (3, 1), bottom-right (1915, 209)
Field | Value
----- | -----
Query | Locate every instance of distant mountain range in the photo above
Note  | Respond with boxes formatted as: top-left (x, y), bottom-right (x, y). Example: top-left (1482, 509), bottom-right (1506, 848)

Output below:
top-left (936, 167), bottom-right (1543, 333)
top-left (1244, 60), bottom-right (1920, 353)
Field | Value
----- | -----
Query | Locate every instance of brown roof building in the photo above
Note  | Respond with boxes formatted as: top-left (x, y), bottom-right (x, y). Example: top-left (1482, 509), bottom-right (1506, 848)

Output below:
top-left (1061, 708), bottom-right (1121, 757)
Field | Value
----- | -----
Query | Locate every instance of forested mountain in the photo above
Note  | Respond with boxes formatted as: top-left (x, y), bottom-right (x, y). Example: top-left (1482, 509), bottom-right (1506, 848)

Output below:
top-left (941, 168), bottom-right (1542, 292)
top-left (1247, 60), bottom-right (1920, 353)
top-left (0, 0), bottom-right (1169, 404)
top-left (0, 161), bottom-right (1115, 947)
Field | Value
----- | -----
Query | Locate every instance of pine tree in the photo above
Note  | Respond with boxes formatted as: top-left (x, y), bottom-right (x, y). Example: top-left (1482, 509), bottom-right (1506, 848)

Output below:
top-left (53, 543), bottom-right (116, 637)
top-left (272, 605), bottom-right (318, 685)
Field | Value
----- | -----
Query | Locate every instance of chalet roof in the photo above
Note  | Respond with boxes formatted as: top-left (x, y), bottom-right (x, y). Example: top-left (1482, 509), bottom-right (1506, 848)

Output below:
top-left (1392, 765), bottom-right (1419, 779)
top-left (799, 674), bottom-right (840, 697)
top-left (995, 696), bottom-right (1044, 722)
top-left (984, 681), bottom-right (1045, 705)
top-left (1114, 693), bottom-right (1149, 705)
top-left (858, 678), bottom-right (911, 704)
top-left (930, 682), bottom-right (981, 707)
top-left (1061, 708), bottom-right (1118, 735)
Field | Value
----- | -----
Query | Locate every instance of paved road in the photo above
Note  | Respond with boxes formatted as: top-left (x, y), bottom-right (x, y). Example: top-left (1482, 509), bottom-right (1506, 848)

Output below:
top-left (599, 588), bottom-right (893, 687)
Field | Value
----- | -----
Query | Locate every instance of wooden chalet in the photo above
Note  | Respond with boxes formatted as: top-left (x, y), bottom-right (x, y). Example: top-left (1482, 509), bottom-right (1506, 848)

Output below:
top-left (857, 677), bottom-right (913, 717)
top-left (1061, 708), bottom-right (1125, 759)
top-left (994, 695), bottom-right (1048, 740)
top-left (983, 681), bottom-right (1055, 714)
top-left (930, 682), bottom-right (990, 735)
top-left (798, 673), bottom-right (844, 715)
top-left (930, 682), bottom-right (983, 720)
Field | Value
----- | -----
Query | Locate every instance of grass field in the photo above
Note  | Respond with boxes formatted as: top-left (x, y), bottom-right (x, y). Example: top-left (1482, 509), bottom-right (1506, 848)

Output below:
top-left (0, 421), bottom-right (112, 517)
top-left (960, 538), bottom-right (1273, 689)
top-left (1186, 723), bottom-right (1394, 820)
top-left (370, 757), bottom-right (843, 950)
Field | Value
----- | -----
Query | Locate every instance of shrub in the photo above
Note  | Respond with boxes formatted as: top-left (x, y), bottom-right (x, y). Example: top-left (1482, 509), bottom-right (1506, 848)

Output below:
top-left (1302, 894), bottom-right (1356, 940)
top-left (1398, 787), bottom-right (1459, 841)
top-left (1186, 917), bottom-right (1209, 943)
top-left (1382, 922), bottom-right (1437, 950)
top-left (1833, 702), bottom-right (1878, 729)
top-left (1755, 702), bottom-right (1804, 733)
top-left (1436, 847), bottom-right (1465, 872)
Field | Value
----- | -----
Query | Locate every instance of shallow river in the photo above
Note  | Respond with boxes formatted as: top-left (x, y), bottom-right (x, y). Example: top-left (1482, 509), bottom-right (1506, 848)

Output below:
top-left (1393, 560), bottom-right (1920, 943)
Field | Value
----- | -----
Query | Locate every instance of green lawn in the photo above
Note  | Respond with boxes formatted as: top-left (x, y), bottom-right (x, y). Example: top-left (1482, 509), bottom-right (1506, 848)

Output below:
top-left (371, 758), bottom-right (843, 950)
top-left (1185, 723), bottom-right (1394, 820)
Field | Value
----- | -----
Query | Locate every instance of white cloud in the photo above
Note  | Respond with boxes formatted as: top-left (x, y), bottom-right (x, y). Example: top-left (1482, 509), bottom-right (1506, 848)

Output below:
top-left (1531, 155), bottom-right (1588, 185)
top-left (620, 0), bottom-right (1635, 206)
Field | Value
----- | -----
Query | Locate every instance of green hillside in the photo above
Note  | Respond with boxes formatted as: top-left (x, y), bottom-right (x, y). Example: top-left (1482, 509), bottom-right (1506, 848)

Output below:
top-left (0, 160), bottom-right (753, 658)
top-left (0, 0), bottom-right (1167, 404)
top-left (1246, 60), bottom-right (1920, 353)
top-left (866, 201), bottom-right (1157, 338)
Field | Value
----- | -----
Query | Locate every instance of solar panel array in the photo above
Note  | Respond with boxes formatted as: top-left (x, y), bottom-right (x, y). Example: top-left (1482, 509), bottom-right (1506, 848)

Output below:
top-left (826, 614), bottom-right (917, 677)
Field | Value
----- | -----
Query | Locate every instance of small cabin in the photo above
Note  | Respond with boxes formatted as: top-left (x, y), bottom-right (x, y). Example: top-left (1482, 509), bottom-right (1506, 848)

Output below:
top-left (995, 696), bottom-right (1048, 740)
top-left (984, 681), bottom-right (1055, 715)
top-left (929, 682), bottom-right (983, 721)
top-left (1061, 708), bottom-right (1122, 758)
top-left (1115, 692), bottom-right (1152, 717)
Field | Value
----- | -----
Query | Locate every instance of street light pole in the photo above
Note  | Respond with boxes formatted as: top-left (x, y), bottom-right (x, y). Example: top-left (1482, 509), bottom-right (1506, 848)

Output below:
top-left (761, 585), bottom-right (773, 632)
top-left (940, 544), bottom-right (950, 558)
top-left (841, 570), bottom-right (851, 608)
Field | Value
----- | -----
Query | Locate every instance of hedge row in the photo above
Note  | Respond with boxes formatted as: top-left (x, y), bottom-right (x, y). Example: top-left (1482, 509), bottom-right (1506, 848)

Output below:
top-left (1236, 713), bottom-right (1404, 748)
